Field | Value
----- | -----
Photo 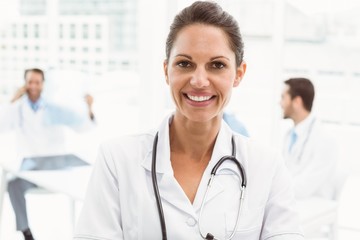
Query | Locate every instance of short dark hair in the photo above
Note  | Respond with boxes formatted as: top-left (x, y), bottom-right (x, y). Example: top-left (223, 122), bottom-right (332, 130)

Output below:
top-left (165, 1), bottom-right (244, 67)
top-left (24, 68), bottom-right (45, 81)
top-left (284, 78), bottom-right (315, 112)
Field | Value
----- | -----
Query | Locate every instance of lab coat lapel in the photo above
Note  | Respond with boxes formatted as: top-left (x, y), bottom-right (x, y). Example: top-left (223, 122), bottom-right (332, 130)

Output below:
top-left (141, 115), bottom-right (197, 218)
top-left (141, 116), bottom-right (173, 174)
top-left (193, 121), bottom-right (234, 211)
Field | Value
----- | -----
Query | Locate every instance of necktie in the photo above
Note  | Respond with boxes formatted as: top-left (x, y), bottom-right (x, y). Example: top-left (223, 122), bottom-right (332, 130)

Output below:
top-left (30, 102), bottom-right (38, 112)
top-left (29, 101), bottom-right (40, 112)
top-left (288, 129), bottom-right (297, 152)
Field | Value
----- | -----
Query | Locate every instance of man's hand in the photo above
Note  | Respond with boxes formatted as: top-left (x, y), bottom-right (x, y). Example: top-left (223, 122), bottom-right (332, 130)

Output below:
top-left (84, 94), bottom-right (95, 121)
top-left (84, 94), bottom-right (93, 107)
top-left (11, 85), bottom-right (27, 103)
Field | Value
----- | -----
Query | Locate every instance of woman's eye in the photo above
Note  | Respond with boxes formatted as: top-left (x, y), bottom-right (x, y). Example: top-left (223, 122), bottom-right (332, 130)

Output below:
top-left (211, 62), bottom-right (225, 69)
top-left (177, 61), bottom-right (192, 68)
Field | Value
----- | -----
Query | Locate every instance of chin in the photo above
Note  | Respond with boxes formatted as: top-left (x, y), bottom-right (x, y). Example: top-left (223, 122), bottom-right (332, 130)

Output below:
top-left (189, 113), bottom-right (221, 124)
top-left (28, 93), bottom-right (41, 100)
top-left (283, 115), bottom-right (290, 120)
top-left (176, 110), bottom-right (211, 122)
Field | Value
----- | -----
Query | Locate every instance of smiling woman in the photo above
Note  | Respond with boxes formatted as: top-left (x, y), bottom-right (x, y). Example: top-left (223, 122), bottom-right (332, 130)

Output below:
top-left (74, 2), bottom-right (304, 240)
top-left (164, 23), bottom-right (245, 124)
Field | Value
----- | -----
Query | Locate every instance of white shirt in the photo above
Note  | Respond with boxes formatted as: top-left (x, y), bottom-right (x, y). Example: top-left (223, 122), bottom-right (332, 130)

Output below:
top-left (75, 115), bottom-right (304, 240)
top-left (283, 114), bottom-right (337, 199)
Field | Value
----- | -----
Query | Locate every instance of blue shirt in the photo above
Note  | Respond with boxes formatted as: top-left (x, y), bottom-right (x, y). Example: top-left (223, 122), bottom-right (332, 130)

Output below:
top-left (25, 95), bottom-right (88, 128)
top-left (223, 112), bottom-right (249, 137)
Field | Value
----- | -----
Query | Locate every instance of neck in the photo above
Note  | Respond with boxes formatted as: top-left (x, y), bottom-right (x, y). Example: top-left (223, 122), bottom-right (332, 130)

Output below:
top-left (28, 95), bottom-right (40, 103)
top-left (293, 110), bottom-right (310, 126)
top-left (169, 113), bottom-right (221, 162)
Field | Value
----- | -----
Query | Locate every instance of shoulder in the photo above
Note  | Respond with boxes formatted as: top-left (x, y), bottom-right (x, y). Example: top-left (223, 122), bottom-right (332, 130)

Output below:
top-left (98, 132), bottom-right (155, 163)
top-left (234, 133), bottom-right (279, 160)
top-left (101, 132), bottom-right (154, 150)
top-left (312, 121), bottom-right (337, 146)
top-left (9, 97), bottom-right (25, 108)
top-left (93, 132), bottom-right (156, 182)
top-left (2, 98), bottom-right (23, 116)
top-left (234, 133), bottom-right (282, 173)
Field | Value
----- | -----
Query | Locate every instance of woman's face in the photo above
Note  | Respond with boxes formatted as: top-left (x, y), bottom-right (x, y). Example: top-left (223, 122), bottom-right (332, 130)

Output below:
top-left (164, 24), bottom-right (246, 123)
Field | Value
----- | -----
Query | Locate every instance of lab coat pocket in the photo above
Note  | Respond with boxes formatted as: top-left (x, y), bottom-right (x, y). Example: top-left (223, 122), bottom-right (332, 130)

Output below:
top-left (225, 206), bottom-right (264, 240)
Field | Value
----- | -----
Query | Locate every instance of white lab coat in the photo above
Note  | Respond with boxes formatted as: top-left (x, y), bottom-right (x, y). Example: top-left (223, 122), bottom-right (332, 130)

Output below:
top-left (0, 96), bottom-right (92, 170)
top-left (283, 114), bottom-right (338, 199)
top-left (75, 115), bottom-right (304, 240)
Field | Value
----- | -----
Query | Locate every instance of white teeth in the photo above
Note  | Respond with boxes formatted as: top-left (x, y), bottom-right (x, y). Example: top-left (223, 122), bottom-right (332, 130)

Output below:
top-left (187, 94), bottom-right (212, 102)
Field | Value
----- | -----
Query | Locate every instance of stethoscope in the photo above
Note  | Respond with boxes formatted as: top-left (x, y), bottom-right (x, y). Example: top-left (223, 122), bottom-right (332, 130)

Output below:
top-left (151, 132), bottom-right (247, 240)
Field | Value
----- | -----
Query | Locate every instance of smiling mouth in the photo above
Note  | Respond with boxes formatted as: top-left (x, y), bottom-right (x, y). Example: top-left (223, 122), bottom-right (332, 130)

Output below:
top-left (185, 94), bottom-right (214, 102)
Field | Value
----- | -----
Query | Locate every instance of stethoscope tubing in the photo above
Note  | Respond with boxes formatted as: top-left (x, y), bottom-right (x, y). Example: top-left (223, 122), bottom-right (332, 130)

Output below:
top-left (151, 132), bottom-right (247, 240)
top-left (151, 132), bottom-right (168, 240)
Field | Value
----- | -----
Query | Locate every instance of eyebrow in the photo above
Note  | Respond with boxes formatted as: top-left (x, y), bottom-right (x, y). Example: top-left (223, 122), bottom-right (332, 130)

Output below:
top-left (174, 54), bottom-right (230, 61)
top-left (210, 56), bottom-right (230, 61)
top-left (174, 54), bottom-right (192, 59)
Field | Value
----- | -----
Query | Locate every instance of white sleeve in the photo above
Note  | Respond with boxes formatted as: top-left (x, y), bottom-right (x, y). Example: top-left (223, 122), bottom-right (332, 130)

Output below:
top-left (0, 103), bottom-right (18, 132)
top-left (261, 154), bottom-right (304, 240)
top-left (264, 234), bottom-right (304, 240)
top-left (74, 144), bottom-right (123, 240)
top-left (45, 104), bottom-right (96, 133)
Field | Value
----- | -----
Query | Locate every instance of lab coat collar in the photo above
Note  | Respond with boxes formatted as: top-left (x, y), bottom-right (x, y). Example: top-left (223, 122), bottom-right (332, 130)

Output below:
top-left (25, 95), bottom-right (45, 107)
top-left (141, 114), bottom-right (237, 174)
top-left (22, 95), bottom-right (46, 112)
top-left (293, 113), bottom-right (316, 137)
top-left (141, 114), bottom-right (195, 216)
top-left (192, 120), bottom-right (242, 211)
top-left (206, 120), bottom-right (236, 173)
top-left (141, 114), bottom-right (174, 174)
top-left (141, 114), bottom-right (244, 215)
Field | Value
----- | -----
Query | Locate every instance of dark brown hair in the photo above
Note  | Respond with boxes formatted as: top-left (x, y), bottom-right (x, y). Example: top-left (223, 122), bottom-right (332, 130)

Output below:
top-left (165, 1), bottom-right (244, 66)
top-left (24, 68), bottom-right (45, 81)
top-left (285, 78), bottom-right (315, 112)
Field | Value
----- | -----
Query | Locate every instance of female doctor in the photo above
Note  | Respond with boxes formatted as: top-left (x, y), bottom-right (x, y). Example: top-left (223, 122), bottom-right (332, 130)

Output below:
top-left (74, 1), bottom-right (304, 240)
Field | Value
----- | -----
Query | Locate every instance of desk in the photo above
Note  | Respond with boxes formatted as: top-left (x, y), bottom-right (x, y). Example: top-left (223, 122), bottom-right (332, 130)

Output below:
top-left (14, 166), bottom-right (92, 201)
top-left (0, 164), bottom-right (92, 235)
top-left (0, 129), bottom-right (99, 238)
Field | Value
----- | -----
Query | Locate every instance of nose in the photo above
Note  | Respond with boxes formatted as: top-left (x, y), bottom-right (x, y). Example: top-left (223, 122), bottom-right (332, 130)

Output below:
top-left (190, 67), bottom-right (210, 88)
top-left (28, 83), bottom-right (36, 90)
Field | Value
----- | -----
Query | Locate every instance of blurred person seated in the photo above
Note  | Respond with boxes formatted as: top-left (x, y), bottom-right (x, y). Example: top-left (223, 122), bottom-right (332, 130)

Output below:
top-left (0, 68), bottom-right (95, 240)
top-left (280, 77), bottom-right (337, 200)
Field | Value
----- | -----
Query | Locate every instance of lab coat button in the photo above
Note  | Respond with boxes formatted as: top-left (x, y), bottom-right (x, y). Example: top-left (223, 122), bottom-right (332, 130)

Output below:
top-left (186, 217), bottom-right (197, 227)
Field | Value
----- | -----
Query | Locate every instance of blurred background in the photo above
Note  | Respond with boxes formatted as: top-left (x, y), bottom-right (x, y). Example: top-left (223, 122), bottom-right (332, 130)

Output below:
top-left (0, 0), bottom-right (359, 239)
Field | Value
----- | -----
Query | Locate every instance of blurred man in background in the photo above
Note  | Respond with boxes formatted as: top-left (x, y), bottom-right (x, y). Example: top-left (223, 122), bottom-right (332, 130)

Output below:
top-left (280, 77), bottom-right (337, 200)
top-left (0, 68), bottom-right (95, 240)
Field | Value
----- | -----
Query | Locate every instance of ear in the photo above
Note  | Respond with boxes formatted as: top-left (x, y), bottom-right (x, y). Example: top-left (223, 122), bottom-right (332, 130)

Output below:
top-left (233, 61), bottom-right (247, 87)
top-left (293, 96), bottom-right (303, 109)
top-left (163, 60), bottom-right (169, 85)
